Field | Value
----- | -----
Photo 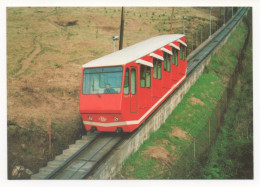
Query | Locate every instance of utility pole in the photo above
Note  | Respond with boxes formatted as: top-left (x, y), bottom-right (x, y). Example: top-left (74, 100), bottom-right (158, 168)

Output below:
top-left (210, 7), bottom-right (212, 37)
top-left (219, 7), bottom-right (222, 26)
top-left (170, 7), bottom-right (174, 34)
top-left (223, 7), bottom-right (226, 25)
top-left (182, 16), bottom-right (186, 35)
top-left (119, 7), bottom-right (125, 50)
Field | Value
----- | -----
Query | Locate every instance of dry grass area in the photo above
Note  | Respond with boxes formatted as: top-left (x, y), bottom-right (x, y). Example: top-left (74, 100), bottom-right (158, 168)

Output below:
top-left (7, 7), bottom-right (220, 130)
top-left (7, 7), bottom-right (220, 179)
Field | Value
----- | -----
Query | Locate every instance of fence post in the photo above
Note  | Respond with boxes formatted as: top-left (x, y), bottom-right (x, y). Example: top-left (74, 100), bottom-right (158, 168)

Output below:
top-left (194, 32), bottom-right (197, 49)
top-left (209, 118), bottom-right (211, 146)
top-left (193, 137), bottom-right (196, 159)
top-left (49, 118), bottom-right (52, 155)
top-left (200, 28), bottom-right (202, 43)
top-left (218, 101), bottom-right (220, 128)
top-left (204, 25), bottom-right (206, 41)
top-left (191, 34), bottom-right (193, 51)
top-left (204, 114), bottom-right (211, 146)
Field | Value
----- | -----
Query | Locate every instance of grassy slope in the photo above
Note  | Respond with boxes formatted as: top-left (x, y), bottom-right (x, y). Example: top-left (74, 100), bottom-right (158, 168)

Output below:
top-left (196, 13), bottom-right (253, 179)
top-left (118, 14), bottom-right (249, 179)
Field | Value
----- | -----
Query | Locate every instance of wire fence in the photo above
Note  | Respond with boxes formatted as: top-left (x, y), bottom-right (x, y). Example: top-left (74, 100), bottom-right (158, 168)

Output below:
top-left (171, 50), bottom-right (242, 178)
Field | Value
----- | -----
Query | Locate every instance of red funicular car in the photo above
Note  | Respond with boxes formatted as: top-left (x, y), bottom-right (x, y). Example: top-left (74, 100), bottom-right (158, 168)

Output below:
top-left (79, 34), bottom-right (187, 132)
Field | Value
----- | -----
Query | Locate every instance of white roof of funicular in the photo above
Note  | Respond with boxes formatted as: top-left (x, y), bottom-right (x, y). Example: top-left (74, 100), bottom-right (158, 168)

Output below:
top-left (82, 34), bottom-right (184, 68)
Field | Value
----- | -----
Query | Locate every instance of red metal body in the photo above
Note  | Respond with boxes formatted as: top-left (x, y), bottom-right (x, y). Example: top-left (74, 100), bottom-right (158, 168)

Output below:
top-left (79, 35), bottom-right (187, 132)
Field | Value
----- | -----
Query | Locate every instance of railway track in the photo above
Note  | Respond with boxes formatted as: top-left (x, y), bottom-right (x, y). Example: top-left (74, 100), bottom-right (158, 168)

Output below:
top-left (187, 7), bottom-right (248, 74)
top-left (31, 7), bottom-right (248, 180)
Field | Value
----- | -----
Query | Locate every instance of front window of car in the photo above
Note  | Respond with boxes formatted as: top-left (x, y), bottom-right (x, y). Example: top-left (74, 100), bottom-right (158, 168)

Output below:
top-left (82, 66), bottom-right (123, 94)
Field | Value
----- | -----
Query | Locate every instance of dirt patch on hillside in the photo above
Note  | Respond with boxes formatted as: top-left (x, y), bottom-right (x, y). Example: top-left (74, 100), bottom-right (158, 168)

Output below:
top-left (142, 146), bottom-right (175, 164)
top-left (54, 20), bottom-right (78, 27)
top-left (96, 25), bottom-right (118, 31)
top-left (189, 97), bottom-right (205, 106)
top-left (170, 127), bottom-right (191, 140)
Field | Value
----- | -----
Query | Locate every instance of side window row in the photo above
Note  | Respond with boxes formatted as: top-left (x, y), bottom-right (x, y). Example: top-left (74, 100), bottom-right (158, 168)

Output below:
top-left (124, 44), bottom-right (186, 94)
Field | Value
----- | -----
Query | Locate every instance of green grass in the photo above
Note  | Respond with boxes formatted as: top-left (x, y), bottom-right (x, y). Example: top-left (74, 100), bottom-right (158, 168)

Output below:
top-left (196, 12), bottom-right (253, 179)
top-left (119, 13), bottom-right (249, 179)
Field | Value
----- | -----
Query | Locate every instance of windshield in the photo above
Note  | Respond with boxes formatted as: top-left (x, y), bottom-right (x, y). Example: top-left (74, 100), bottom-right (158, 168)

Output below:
top-left (82, 66), bottom-right (123, 94)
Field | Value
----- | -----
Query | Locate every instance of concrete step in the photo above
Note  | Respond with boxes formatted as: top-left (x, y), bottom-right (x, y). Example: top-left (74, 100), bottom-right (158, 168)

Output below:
top-left (75, 139), bottom-right (89, 145)
top-left (82, 133), bottom-right (98, 140)
top-left (63, 148), bottom-right (77, 156)
top-left (31, 172), bottom-right (48, 179)
top-left (55, 154), bottom-right (70, 161)
top-left (47, 160), bottom-right (63, 168)
top-left (81, 135), bottom-right (89, 140)
top-left (69, 144), bottom-right (84, 150)
top-left (39, 166), bottom-right (55, 175)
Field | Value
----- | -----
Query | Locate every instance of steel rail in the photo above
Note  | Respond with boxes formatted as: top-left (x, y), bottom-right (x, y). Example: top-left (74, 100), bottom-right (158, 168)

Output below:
top-left (44, 132), bottom-right (101, 179)
top-left (187, 7), bottom-right (248, 75)
top-left (45, 133), bottom-right (125, 179)
top-left (66, 136), bottom-right (121, 179)
top-left (81, 135), bottom-right (126, 179)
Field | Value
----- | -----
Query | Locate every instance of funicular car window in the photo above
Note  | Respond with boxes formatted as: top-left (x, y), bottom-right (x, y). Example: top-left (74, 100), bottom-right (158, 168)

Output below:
top-left (172, 48), bottom-right (178, 66)
top-left (180, 44), bottom-right (186, 60)
top-left (140, 65), bottom-right (146, 88)
top-left (163, 52), bottom-right (171, 72)
top-left (83, 66), bottom-right (123, 94)
top-left (124, 68), bottom-right (129, 94)
top-left (131, 69), bottom-right (136, 94)
top-left (146, 67), bottom-right (151, 88)
top-left (140, 65), bottom-right (151, 88)
top-left (153, 58), bottom-right (162, 79)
